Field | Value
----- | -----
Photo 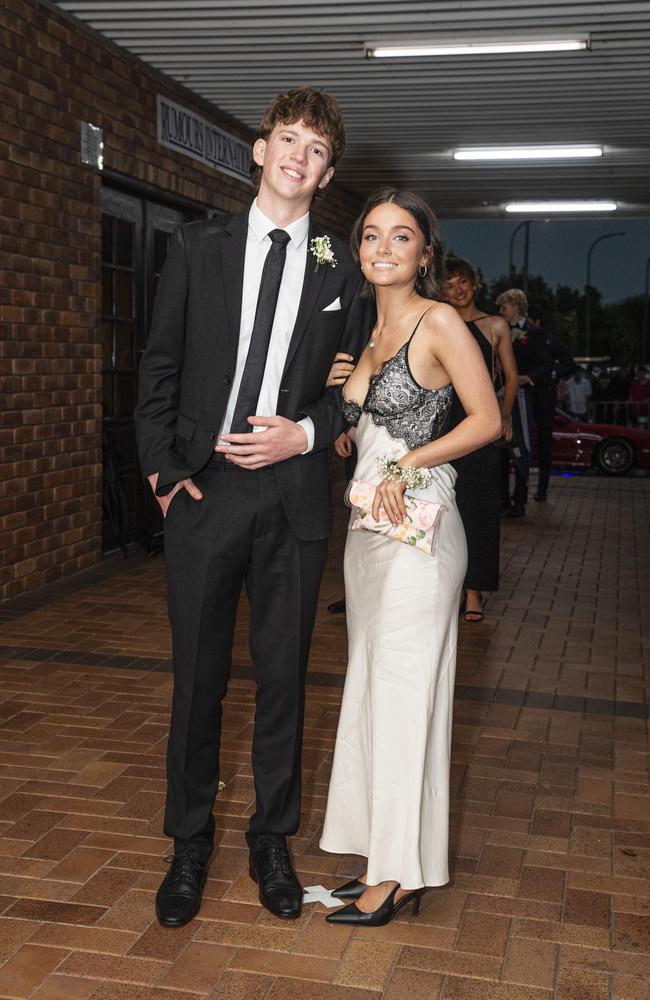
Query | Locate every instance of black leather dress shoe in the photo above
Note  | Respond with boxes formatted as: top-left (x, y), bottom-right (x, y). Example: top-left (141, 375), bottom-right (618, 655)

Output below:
top-left (248, 838), bottom-right (302, 919)
top-left (505, 505), bottom-right (525, 518)
top-left (331, 877), bottom-right (366, 900)
top-left (534, 491), bottom-right (547, 502)
top-left (327, 598), bottom-right (346, 614)
top-left (156, 853), bottom-right (208, 927)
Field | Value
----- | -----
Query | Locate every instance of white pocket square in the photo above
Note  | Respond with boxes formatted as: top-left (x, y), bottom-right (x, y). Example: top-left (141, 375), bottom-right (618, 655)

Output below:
top-left (322, 297), bottom-right (342, 312)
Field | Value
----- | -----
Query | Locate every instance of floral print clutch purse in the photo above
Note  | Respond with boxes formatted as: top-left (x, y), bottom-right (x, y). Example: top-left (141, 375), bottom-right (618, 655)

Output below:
top-left (345, 480), bottom-right (445, 555)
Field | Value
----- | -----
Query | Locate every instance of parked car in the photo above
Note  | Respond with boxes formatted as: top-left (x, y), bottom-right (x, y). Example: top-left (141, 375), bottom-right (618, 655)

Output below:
top-left (546, 409), bottom-right (650, 475)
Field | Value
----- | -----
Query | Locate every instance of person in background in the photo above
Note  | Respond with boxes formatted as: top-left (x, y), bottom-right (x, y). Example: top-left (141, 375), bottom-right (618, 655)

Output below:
top-left (629, 366), bottom-right (650, 426)
top-left (590, 368), bottom-right (614, 421)
top-left (563, 366), bottom-right (592, 422)
top-left (496, 290), bottom-right (575, 510)
top-left (557, 376), bottom-right (570, 408)
top-left (621, 364), bottom-right (636, 400)
top-left (444, 257), bottom-right (518, 621)
top-left (607, 367), bottom-right (628, 403)
top-left (494, 289), bottom-right (534, 514)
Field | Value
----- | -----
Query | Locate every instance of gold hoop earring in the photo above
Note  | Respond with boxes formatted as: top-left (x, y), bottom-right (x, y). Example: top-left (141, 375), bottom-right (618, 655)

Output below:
top-left (418, 264), bottom-right (428, 278)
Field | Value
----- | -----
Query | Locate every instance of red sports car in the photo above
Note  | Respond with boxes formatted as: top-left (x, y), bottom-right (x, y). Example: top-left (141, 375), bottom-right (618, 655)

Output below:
top-left (548, 409), bottom-right (650, 475)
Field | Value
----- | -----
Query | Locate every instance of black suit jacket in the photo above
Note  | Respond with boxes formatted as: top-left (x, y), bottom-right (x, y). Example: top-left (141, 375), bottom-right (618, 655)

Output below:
top-left (134, 210), bottom-right (371, 541)
top-left (513, 321), bottom-right (576, 387)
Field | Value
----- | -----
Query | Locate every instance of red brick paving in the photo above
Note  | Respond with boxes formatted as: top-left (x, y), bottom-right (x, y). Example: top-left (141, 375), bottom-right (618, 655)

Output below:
top-left (0, 472), bottom-right (648, 998)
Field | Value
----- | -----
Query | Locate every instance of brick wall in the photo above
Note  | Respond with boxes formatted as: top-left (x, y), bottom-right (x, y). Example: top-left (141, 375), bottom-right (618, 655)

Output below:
top-left (0, 0), bottom-right (362, 599)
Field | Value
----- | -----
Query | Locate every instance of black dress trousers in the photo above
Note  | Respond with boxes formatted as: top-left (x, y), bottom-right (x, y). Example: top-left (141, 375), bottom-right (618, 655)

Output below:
top-left (162, 459), bottom-right (328, 864)
top-left (531, 384), bottom-right (557, 495)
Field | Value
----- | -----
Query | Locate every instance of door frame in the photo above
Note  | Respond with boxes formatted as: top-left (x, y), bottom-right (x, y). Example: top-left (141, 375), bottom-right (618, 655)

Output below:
top-left (100, 183), bottom-right (213, 553)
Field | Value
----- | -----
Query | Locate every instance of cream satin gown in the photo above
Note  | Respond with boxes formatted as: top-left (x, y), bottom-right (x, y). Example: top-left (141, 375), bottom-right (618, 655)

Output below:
top-left (320, 328), bottom-right (467, 889)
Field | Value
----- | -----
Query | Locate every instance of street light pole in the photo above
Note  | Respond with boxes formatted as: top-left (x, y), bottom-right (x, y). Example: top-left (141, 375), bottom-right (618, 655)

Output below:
top-left (508, 220), bottom-right (531, 280)
top-left (585, 231), bottom-right (626, 358)
top-left (642, 255), bottom-right (650, 365)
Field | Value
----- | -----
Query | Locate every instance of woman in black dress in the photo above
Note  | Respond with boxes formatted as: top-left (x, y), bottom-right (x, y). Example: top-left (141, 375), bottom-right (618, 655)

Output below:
top-left (444, 257), bottom-right (518, 621)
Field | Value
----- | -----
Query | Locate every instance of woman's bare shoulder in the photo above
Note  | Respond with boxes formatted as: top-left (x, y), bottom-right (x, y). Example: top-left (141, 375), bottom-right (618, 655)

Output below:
top-left (487, 314), bottom-right (510, 339)
top-left (421, 300), bottom-right (462, 335)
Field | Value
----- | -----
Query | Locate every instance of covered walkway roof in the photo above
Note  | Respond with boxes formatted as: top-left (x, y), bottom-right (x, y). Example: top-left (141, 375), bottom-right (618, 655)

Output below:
top-left (53, 0), bottom-right (650, 217)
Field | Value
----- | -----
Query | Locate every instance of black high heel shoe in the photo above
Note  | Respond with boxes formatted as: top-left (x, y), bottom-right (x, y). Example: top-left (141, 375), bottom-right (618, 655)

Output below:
top-left (331, 877), bottom-right (366, 900)
top-left (325, 884), bottom-right (425, 926)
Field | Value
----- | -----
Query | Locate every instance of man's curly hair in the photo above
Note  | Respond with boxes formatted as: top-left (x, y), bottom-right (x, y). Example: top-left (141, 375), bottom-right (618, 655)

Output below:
top-left (251, 86), bottom-right (346, 184)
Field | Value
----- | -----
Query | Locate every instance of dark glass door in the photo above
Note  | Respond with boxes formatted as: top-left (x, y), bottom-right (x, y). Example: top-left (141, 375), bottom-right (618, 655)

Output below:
top-left (100, 189), bottom-right (191, 553)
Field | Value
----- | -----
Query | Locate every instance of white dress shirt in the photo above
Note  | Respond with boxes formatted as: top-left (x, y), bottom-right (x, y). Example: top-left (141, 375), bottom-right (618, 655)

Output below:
top-left (510, 318), bottom-right (527, 341)
top-left (219, 199), bottom-right (314, 451)
top-left (565, 375), bottom-right (591, 412)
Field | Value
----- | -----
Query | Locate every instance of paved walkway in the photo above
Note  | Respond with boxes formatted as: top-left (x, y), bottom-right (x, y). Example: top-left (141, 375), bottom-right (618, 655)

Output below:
top-left (0, 473), bottom-right (648, 999)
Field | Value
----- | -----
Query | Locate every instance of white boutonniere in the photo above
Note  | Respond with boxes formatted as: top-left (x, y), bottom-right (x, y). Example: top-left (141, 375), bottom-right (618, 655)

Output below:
top-left (310, 235), bottom-right (337, 269)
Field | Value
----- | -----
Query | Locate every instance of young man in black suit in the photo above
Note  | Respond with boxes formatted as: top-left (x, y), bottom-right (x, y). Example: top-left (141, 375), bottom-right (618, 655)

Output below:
top-left (497, 289), bottom-right (575, 512)
top-left (135, 87), bottom-right (368, 926)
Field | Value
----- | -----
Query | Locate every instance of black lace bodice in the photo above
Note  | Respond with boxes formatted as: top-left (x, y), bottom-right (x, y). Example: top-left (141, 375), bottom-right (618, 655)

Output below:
top-left (342, 340), bottom-right (454, 450)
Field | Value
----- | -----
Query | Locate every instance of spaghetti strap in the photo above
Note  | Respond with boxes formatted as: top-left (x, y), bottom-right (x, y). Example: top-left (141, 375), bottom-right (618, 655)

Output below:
top-left (408, 305), bottom-right (435, 343)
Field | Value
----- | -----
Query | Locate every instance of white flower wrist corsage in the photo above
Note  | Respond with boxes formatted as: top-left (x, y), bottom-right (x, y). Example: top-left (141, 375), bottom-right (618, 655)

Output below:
top-left (377, 455), bottom-right (433, 490)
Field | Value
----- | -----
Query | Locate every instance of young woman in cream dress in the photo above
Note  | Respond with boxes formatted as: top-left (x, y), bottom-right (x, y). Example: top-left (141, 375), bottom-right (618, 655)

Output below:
top-left (320, 189), bottom-right (501, 926)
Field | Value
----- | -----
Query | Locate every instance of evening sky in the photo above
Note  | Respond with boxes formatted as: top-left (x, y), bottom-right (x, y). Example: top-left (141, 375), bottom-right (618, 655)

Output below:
top-left (439, 217), bottom-right (650, 304)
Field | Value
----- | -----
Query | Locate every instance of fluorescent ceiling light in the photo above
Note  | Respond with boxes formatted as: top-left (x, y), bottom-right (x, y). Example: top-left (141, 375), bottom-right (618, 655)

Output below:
top-left (454, 145), bottom-right (603, 161)
top-left (367, 37), bottom-right (589, 58)
top-left (505, 201), bottom-right (617, 213)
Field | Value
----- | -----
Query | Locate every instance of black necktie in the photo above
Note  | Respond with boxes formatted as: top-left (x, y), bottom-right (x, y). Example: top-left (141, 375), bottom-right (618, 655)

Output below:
top-left (230, 228), bottom-right (291, 433)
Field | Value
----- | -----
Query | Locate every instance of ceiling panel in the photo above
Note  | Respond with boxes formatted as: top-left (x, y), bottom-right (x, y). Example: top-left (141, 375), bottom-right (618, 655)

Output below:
top-left (52, 0), bottom-right (650, 217)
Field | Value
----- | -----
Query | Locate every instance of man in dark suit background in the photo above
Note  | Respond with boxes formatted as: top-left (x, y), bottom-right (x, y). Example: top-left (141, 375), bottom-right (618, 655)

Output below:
top-left (526, 302), bottom-right (577, 498)
top-left (497, 289), bottom-right (576, 512)
top-left (135, 87), bottom-right (368, 927)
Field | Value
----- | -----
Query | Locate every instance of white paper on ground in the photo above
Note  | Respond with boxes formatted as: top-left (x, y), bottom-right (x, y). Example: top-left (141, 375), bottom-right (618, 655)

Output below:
top-left (302, 884), bottom-right (340, 907)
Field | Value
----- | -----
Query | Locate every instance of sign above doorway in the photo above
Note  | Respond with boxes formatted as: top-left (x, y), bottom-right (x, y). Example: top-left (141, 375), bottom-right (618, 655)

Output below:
top-left (156, 95), bottom-right (252, 185)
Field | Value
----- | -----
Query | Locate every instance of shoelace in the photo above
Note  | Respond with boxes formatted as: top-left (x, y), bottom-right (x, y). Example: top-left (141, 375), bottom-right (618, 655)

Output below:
top-left (164, 853), bottom-right (203, 886)
top-left (262, 845), bottom-right (292, 877)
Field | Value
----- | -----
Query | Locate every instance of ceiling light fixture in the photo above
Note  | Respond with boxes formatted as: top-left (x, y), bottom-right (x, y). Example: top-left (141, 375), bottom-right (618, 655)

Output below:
top-left (505, 201), bottom-right (617, 213)
top-left (366, 37), bottom-right (590, 58)
top-left (454, 145), bottom-right (603, 161)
